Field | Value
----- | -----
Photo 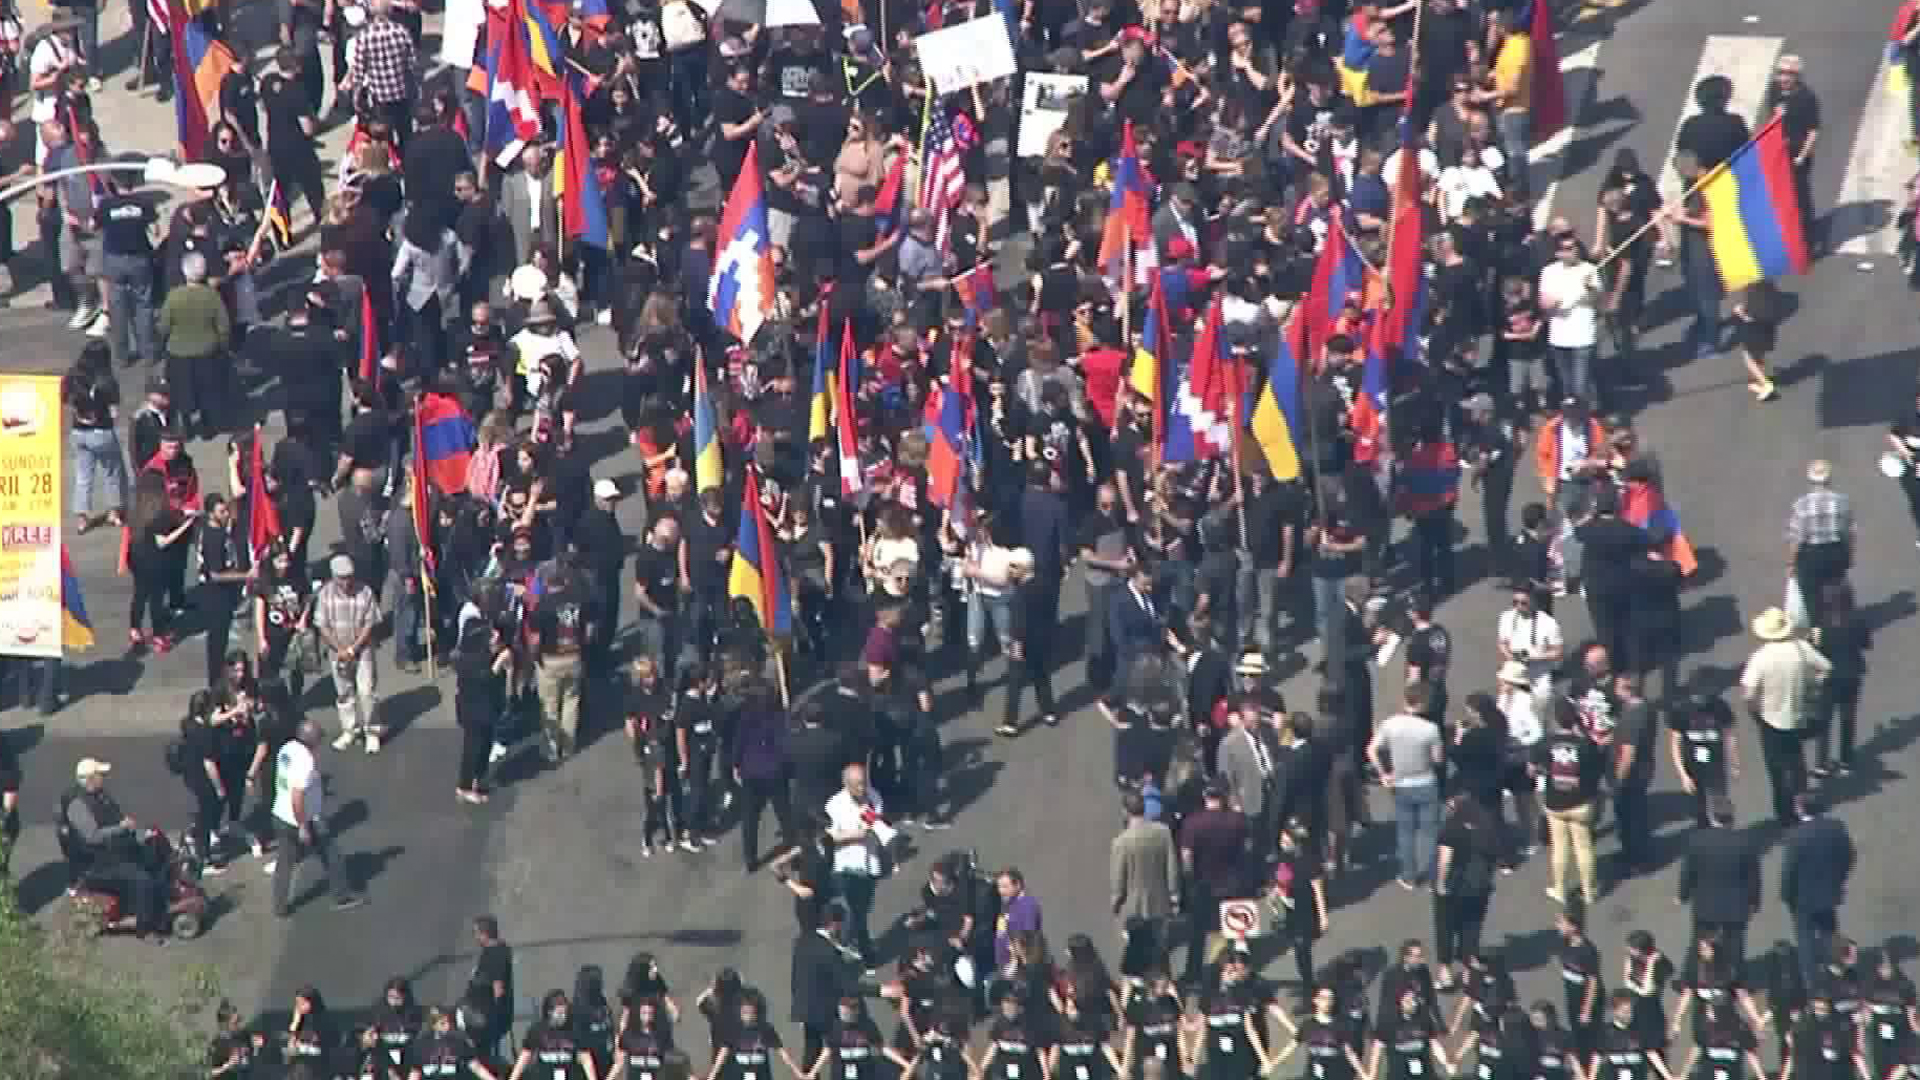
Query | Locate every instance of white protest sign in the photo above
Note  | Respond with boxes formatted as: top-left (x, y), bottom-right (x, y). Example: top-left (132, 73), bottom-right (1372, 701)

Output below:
top-left (1017, 72), bottom-right (1087, 157)
top-left (913, 15), bottom-right (1018, 95)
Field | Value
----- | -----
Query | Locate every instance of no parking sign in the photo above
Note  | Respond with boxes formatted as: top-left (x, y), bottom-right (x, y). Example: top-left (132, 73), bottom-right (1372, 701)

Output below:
top-left (1218, 898), bottom-right (1266, 941)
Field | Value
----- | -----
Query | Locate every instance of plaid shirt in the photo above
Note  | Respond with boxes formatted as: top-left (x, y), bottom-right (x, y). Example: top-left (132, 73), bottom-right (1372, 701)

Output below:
top-left (313, 580), bottom-right (380, 651)
top-left (347, 19), bottom-right (417, 105)
top-left (1787, 487), bottom-right (1852, 547)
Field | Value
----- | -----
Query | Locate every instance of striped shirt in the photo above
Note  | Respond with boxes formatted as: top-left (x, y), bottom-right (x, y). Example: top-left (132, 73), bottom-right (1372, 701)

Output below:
top-left (1787, 488), bottom-right (1851, 547)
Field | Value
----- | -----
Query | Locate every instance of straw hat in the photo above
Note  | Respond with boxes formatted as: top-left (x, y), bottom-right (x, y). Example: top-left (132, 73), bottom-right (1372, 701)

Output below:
top-left (1751, 607), bottom-right (1794, 641)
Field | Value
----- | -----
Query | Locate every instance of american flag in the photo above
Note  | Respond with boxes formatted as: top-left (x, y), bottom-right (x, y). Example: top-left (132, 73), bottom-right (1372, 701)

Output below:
top-left (919, 106), bottom-right (976, 254)
top-left (148, 0), bottom-right (172, 33)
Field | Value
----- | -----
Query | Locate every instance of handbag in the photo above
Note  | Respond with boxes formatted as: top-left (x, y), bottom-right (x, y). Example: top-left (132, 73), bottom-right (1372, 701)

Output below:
top-left (284, 625), bottom-right (325, 675)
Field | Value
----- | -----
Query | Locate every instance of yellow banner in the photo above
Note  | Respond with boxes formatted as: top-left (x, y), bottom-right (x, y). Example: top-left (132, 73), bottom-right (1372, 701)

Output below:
top-left (0, 376), bottom-right (64, 658)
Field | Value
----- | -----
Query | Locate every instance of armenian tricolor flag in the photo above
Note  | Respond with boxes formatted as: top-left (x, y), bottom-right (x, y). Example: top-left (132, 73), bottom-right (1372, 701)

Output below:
top-left (1622, 477), bottom-right (1700, 576)
top-left (1097, 121), bottom-right (1156, 289)
top-left (808, 302), bottom-right (836, 444)
top-left (416, 391), bottom-right (479, 494)
top-left (167, 1), bottom-right (238, 160)
top-left (1699, 113), bottom-right (1811, 292)
top-left (728, 470), bottom-right (792, 636)
top-left (692, 350), bottom-right (724, 494)
top-left (61, 548), bottom-right (94, 652)
top-left (555, 71), bottom-right (610, 249)
top-left (1250, 309), bottom-right (1307, 482)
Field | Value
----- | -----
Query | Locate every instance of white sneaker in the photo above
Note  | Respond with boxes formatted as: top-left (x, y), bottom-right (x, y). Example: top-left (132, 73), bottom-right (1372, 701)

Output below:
top-left (66, 304), bottom-right (97, 330)
top-left (260, 859), bottom-right (277, 874)
top-left (332, 730), bottom-right (359, 750)
top-left (85, 312), bottom-right (108, 337)
top-left (364, 733), bottom-right (382, 755)
top-left (595, 308), bottom-right (613, 326)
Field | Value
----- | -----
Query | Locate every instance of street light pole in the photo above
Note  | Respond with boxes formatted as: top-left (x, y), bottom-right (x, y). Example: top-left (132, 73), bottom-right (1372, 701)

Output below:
top-left (0, 158), bottom-right (226, 205)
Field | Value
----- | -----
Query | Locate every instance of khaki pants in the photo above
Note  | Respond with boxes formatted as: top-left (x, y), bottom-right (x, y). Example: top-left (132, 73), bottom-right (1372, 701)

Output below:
top-left (1542, 799), bottom-right (1597, 904)
top-left (535, 653), bottom-right (584, 756)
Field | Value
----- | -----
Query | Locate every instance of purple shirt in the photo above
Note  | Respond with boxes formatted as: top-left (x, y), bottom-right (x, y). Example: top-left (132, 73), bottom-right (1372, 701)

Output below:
top-left (994, 891), bottom-right (1042, 966)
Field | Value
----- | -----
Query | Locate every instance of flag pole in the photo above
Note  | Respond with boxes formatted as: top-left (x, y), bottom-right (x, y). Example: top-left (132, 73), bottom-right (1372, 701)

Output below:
top-left (913, 85), bottom-right (935, 206)
top-left (1228, 371), bottom-right (1249, 551)
top-left (412, 399), bottom-right (438, 679)
top-left (774, 645), bottom-right (791, 708)
top-left (1589, 114), bottom-right (1786, 275)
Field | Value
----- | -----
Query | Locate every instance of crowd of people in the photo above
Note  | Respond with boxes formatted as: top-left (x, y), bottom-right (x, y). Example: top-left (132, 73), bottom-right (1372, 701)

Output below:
top-left (0, 0), bottom-right (1898, 1072)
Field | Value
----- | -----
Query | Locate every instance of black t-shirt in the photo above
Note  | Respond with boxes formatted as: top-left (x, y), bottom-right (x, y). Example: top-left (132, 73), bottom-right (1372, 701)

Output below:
top-left (219, 70), bottom-right (260, 144)
top-left (534, 591), bottom-right (590, 657)
top-left (1559, 939), bottom-right (1603, 1011)
top-left (714, 90), bottom-right (757, 179)
top-left (523, 1022), bottom-right (584, 1075)
top-left (1378, 1012), bottom-right (1437, 1080)
top-left (340, 409), bottom-right (390, 471)
top-left (989, 1017), bottom-right (1045, 1079)
top-left (1594, 1022), bottom-right (1650, 1080)
top-left (682, 510), bottom-right (734, 592)
top-left (1676, 111), bottom-right (1749, 174)
top-left (725, 1022), bottom-right (783, 1080)
top-left (837, 212), bottom-right (881, 282)
top-left (198, 524), bottom-right (247, 608)
top-left (66, 368), bottom-right (118, 430)
top-left (96, 193), bottom-right (156, 256)
top-left (260, 71), bottom-right (317, 160)
top-left (1534, 732), bottom-right (1604, 811)
top-left (471, 942), bottom-right (514, 1028)
top-left (408, 1032), bottom-right (478, 1078)
top-left (1405, 623), bottom-right (1452, 687)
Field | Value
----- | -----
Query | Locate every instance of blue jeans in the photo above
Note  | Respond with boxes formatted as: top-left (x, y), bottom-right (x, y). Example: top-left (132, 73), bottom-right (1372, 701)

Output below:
top-left (967, 590), bottom-right (1016, 653)
top-left (1550, 344), bottom-right (1595, 405)
top-left (1392, 783), bottom-right (1442, 884)
top-left (391, 579), bottom-right (424, 663)
top-left (1310, 574), bottom-right (1347, 664)
top-left (667, 48), bottom-right (709, 131)
top-left (68, 427), bottom-right (127, 520)
top-left (834, 870), bottom-right (878, 963)
top-left (1793, 906), bottom-right (1836, 989)
top-left (1497, 111), bottom-right (1530, 200)
top-left (103, 253), bottom-right (155, 364)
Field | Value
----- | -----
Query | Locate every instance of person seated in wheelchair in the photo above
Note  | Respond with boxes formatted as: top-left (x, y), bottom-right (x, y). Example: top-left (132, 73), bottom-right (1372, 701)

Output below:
top-left (58, 757), bottom-right (166, 936)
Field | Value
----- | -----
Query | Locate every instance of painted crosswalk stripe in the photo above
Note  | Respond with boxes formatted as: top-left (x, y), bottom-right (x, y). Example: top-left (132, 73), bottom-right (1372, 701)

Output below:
top-left (1834, 61), bottom-right (1913, 260)
top-left (1529, 38), bottom-right (1605, 232)
top-left (1655, 34), bottom-right (1786, 208)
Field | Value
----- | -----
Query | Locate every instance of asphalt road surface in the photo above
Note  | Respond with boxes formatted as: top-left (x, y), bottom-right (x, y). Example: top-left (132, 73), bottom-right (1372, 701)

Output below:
top-left (3, 0), bottom-right (1919, 1053)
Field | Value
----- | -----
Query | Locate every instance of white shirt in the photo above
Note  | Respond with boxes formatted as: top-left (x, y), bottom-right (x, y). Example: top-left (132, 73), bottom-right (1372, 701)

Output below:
top-left (1437, 162), bottom-right (1503, 220)
top-left (1383, 145), bottom-right (1441, 189)
top-left (1499, 687), bottom-right (1542, 747)
top-left (1496, 608), bottom-right (1563, 691)
top-left (272, 740), bottom-right (321, 828)
top-left (824, 788), bottom-right (887, 875)
top-left (1538, 260), bottom-right (1601, 348)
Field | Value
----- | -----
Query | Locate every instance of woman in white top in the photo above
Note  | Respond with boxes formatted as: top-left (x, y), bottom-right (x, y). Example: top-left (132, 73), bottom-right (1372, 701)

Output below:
top-left (1494, 660), bottom-right (1542, 859)
top-left (1437, 145), bottom-right (1505, 221)
top-left (862, 504), bottom-right (920, 593)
